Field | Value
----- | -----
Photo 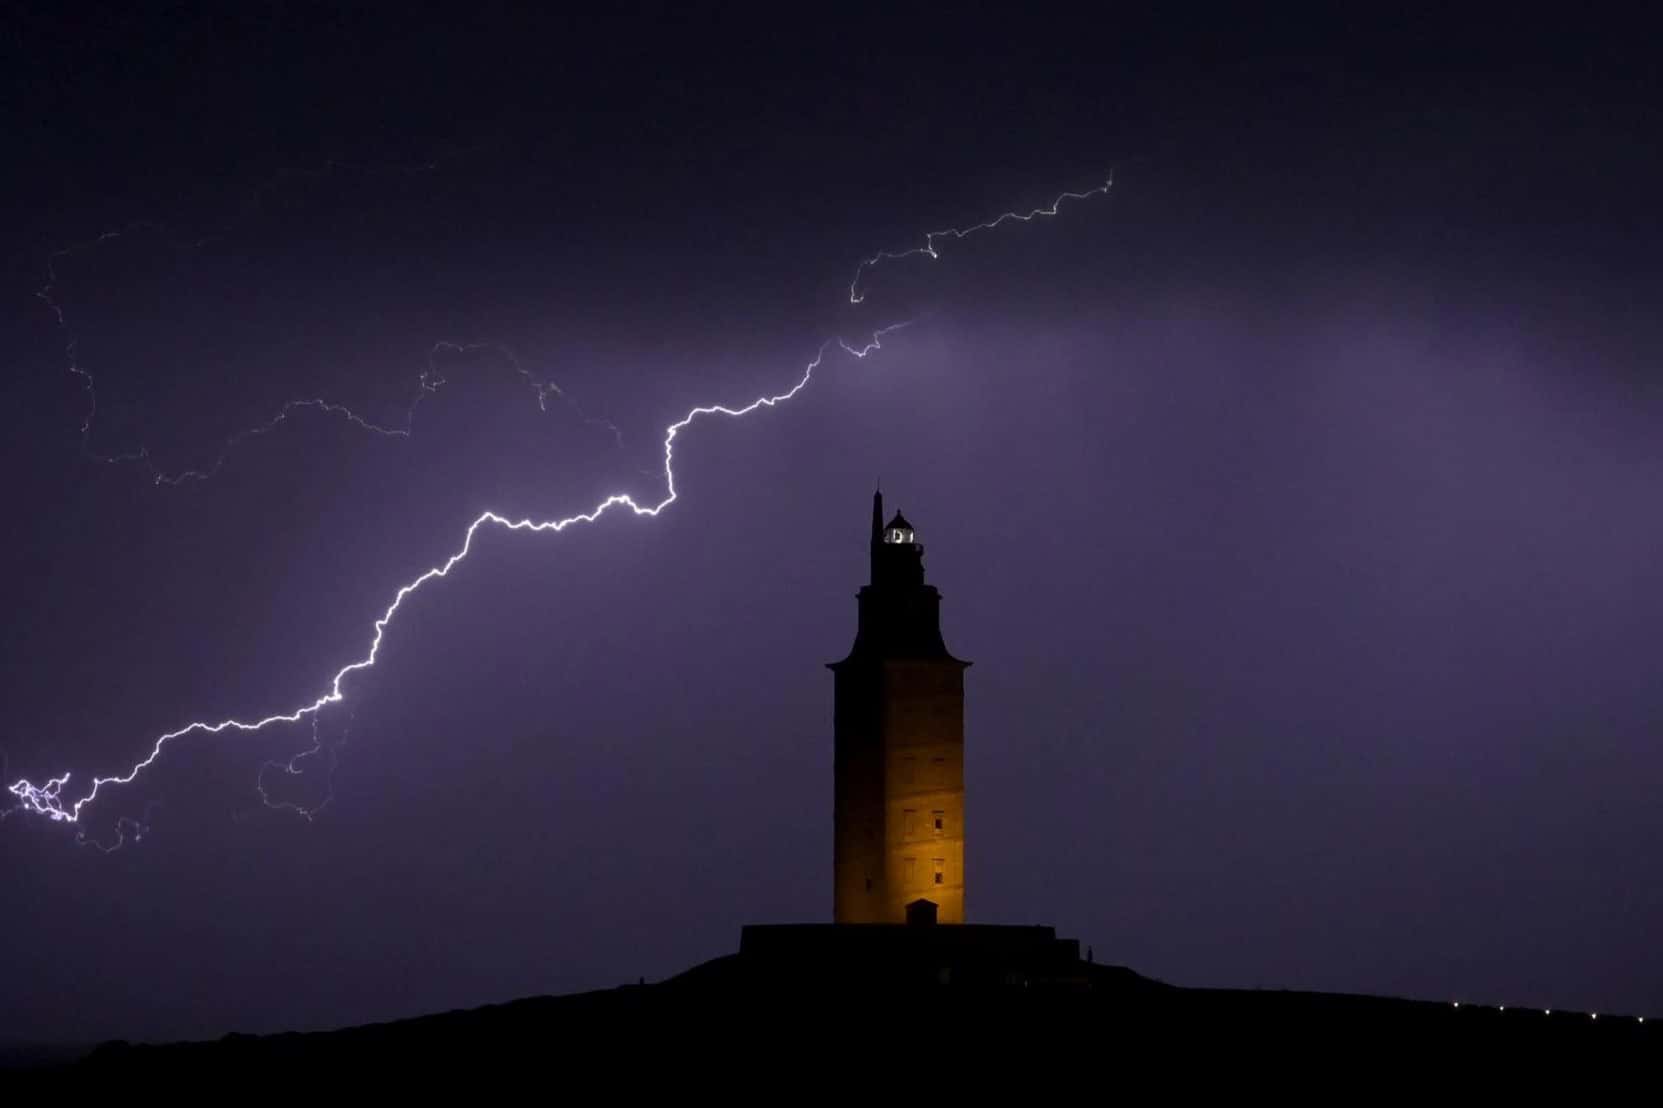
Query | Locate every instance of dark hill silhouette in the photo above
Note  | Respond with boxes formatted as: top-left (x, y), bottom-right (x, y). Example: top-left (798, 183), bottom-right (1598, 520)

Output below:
top-left (27, 924), bottom-right (1657, 1076)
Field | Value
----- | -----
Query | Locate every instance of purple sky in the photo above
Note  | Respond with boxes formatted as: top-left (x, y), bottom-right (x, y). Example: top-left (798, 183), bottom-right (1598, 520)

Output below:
top-left (3, 10), bottom-right (1661, 1041)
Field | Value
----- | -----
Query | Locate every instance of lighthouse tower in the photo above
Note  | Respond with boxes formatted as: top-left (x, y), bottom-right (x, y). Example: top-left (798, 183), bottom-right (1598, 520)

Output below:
top-left (830, 491), bottom-right (970, 924)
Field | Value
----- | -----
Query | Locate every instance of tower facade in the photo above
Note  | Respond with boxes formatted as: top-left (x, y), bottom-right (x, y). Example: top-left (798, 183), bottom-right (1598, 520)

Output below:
top-left (830, 491), bottom-right (969, 924)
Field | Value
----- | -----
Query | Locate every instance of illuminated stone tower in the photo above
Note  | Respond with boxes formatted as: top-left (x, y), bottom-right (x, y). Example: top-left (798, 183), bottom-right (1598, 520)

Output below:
top-left (830, 491), bottom-right (969, 924)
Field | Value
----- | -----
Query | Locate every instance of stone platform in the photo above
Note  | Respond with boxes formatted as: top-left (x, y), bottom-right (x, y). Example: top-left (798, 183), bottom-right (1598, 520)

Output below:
top-left (724, 922), bottom-right (1093, 989)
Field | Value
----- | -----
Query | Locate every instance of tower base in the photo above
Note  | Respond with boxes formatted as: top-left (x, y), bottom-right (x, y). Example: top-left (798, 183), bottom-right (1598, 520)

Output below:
top-left (729, 923), bottom-right (1095, 990)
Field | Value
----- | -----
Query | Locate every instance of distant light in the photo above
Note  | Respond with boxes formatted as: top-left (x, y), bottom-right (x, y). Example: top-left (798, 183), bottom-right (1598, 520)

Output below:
top-left (1640, 1017), bottom-right (1646, 1024)
top-left (1544, 1009), bottom-right (1552, 1016)
top-left (1499, 1006), bottom-right (1506, 1011)
top-left (1591, 1013), bottom-right (1598, 1020)
top-left (1452, 1001), bottom-right (1460, 1008)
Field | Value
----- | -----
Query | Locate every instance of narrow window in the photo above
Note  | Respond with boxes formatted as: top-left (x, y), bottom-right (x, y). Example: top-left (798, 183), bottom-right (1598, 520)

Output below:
top-left (932, 859), bottom-right (945, 885)
top-left (932, 810), bottom-right (944, 835)
top-left (903, 809), bottom-right (917, 837)
top-left (864, 876), bottom-right (873, 892)
top-left (904, 857), bottom-right (917, 883)
top-left (930, 757), bottom-right (945, 786)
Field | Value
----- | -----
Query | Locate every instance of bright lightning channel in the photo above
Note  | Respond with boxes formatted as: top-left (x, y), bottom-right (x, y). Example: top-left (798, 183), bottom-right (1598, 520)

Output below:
top-left (848, 174), bottom-right (1113, 304)
top-left (10, 174), bottom-right (1113, 847)
top-left (7, 327), bottom-right (906, 846)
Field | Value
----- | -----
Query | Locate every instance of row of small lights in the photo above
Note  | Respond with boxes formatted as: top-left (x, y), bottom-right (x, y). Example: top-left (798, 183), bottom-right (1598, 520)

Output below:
top-left (1452, 1001), bottom-right (1647, 1024)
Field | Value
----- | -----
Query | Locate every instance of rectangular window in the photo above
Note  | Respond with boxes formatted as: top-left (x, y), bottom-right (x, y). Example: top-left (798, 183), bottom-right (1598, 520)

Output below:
top-left (903, 809), bottom-right (917, 837)
top-left (930, 757), bottom-right (945, 786)
top-left (931, 810), bottom-right (944, 835)
top-left (932, 859), bottom-right (945, 885)
top-left (904, 857), bottom-right (917, 883)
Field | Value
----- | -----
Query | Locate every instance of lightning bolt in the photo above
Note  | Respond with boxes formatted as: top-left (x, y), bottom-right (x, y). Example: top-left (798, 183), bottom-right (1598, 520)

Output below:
top-left (255, 713), bottom-right (349, 823)
top-left (9, 174), bottom-right (1112, 848)
top-left (848, 173), bottom-right (1114, 304)
top-left (7, 327), bottom-right (906, 847)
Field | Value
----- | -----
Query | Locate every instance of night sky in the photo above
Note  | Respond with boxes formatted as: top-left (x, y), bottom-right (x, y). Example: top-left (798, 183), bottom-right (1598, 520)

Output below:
top-left (4, 8), bottom-right (1662, 1042)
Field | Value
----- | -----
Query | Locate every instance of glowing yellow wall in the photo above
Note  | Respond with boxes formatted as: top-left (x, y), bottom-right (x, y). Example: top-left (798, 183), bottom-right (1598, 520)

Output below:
top-left (834, 659), bottom-right (966, 923)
